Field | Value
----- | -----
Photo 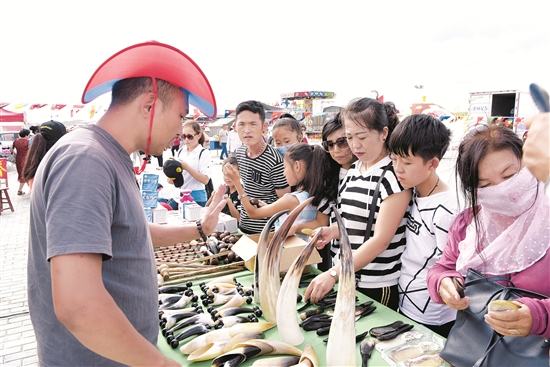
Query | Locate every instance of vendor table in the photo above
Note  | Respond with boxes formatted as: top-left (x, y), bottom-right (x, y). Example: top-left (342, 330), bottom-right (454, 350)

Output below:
top-left (157, 269), bottom-right (446, 366)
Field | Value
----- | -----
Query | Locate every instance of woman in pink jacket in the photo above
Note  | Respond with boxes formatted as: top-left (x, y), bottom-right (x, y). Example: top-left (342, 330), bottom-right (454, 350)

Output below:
top-left (427, 125), bottom-right (550, 338)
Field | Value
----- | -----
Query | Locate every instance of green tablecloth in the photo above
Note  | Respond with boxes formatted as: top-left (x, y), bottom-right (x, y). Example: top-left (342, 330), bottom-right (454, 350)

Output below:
top-left (157, 270), bottom-right (445, 366)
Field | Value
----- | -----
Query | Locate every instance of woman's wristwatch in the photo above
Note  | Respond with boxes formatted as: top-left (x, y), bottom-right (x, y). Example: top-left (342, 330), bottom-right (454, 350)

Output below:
top-left (238, 192), bottom-right (248, 200)
top-left (329, 268), bottom-right (339, 283)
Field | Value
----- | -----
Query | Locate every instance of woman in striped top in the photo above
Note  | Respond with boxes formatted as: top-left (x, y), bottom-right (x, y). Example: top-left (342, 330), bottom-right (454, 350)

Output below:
top-left (305, 98), bottom-right (411, 311)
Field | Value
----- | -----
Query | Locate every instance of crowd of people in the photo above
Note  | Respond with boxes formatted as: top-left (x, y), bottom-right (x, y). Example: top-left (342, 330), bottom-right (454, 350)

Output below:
top-left (191, 96), bottom-right (549, 346)
top-left (9, 120), bottom-right (67, 195)
top-left (22, 39), bottom-right (549, 366)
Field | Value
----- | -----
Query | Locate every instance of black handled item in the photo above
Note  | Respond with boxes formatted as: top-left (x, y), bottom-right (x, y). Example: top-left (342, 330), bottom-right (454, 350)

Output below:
top-left (529, 83), bottom-right (550, 113)
top-left (528, 83), bottom-right (550, 191)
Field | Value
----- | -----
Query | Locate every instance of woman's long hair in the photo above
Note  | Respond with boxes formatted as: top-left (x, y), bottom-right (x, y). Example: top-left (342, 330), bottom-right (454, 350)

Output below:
top-left (23, 134), bottom-right (51, 181)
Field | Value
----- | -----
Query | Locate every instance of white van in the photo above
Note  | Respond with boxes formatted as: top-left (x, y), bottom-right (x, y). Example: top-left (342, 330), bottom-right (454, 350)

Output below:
top-left (0, 131), bottom-right (20, 149)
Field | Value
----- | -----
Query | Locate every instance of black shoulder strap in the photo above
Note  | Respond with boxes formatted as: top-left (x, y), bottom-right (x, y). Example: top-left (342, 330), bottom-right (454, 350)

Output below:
top-left (199, 148), bottom-right (206, 160)
top-left (364, 164), bottom-right (390, 242)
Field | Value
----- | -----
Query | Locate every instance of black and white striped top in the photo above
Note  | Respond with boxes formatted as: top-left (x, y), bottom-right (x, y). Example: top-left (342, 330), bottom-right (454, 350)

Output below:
top-left (330, 156), bottom-right (409, 288)
top-left (235, 144), bottom-right (289, 234)
top-left (318, 167), bottom-right (349, 259)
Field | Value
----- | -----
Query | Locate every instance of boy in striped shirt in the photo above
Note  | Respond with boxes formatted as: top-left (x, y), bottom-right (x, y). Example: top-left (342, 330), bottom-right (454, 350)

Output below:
top-left (230, 100), bottom-right (289, 234)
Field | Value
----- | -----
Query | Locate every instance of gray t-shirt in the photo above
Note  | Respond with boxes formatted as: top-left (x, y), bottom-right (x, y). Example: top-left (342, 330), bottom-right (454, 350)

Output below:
top-left (27, 124), bottom-right (158, 366)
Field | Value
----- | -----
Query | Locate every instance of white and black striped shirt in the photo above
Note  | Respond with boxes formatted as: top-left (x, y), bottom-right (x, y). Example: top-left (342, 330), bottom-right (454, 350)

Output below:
top-left (331, 156), bottom-right (409, 288)
top-left (235, 145), bottom-right (289, 234)
top-left (319, 167), bottom-right (349, 261)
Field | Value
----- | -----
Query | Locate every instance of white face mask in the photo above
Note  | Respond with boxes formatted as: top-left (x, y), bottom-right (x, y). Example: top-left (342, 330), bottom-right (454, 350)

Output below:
top-left (476, 167), bottom-right (538, 217)
top-left (456, 166), bottom-right (550, 276)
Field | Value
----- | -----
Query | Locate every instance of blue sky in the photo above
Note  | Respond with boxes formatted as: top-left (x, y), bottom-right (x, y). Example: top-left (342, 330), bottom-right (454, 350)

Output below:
top-left (1, 0), bottom-right (548, 117)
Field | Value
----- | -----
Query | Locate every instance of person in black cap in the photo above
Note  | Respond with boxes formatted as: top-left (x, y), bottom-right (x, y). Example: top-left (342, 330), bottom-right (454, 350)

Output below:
top-left (23, 120), bottom-right (67, 190)
top-left (163, 158), bottom-right (184, 188)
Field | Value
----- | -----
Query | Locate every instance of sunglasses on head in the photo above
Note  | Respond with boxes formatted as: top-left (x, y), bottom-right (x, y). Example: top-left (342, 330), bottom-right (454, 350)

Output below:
top-left (322, 137), bottom-right (349, 151)
top-left (182, 132), bottom-right (200, 140)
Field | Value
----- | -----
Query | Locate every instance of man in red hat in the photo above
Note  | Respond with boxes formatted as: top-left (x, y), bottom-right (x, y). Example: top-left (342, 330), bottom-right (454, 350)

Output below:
top-left (27, 42), bottom-right (224, 366)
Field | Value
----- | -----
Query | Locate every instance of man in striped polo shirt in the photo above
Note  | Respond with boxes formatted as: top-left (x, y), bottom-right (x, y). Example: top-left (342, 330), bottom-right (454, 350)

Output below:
top-left (232, 100), bottom-right (290, 234)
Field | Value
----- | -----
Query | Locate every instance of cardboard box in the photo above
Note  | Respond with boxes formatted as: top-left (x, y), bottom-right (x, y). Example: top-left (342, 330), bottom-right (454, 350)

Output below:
top-left (198, 208), bottom-right (239, 233)
top-left (184, 203), bottom-right (203, 221)
top-left (218, 213), bottom-right (239, 233)
top-left (232, 232), bottom-right (322, 273)
top-left (214, 221), bottom-right (226, 232)
top-left (152, 206), bottom-right (168, 224)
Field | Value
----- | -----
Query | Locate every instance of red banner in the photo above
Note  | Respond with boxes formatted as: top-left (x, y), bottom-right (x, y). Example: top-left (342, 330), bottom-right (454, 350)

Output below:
top-left (30, 104), bottom-right (47, 110)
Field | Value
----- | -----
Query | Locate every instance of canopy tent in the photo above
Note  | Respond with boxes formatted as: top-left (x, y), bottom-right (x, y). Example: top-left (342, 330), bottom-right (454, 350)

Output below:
top-left (209, 116), bottom-right (235, 128)
top-left (401, 103), bottom-right (455, 120)
top-left (0, 108), bottom-right (24, 122)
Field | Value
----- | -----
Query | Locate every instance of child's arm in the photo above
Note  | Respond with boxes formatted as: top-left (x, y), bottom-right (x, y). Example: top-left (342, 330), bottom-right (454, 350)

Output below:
top-left (225, 194), bottom-right (241, 222)
top-left (224, 164), bottom-right (297, 218)
top-left (205, 189), bottom-right (217, 207)
top-left (289, 211), bottom-right (329, 237)
top-left (348, 189), bottom-right (411, 271)
top-left (275, 186), bottom-right (291, 198)
top-left (305, 189), bottom-right (411, 303)
top-left (234, 176), bottom-right (298, 219)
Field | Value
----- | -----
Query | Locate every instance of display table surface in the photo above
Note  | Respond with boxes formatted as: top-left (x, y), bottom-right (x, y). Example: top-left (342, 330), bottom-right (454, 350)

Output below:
top-left (157, 269), bottom-right (445, 366)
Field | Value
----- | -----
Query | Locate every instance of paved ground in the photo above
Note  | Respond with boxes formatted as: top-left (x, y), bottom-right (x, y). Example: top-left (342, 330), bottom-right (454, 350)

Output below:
top-left (1, 159), bottom-right (37, 366)
top-left (0, 148), bottom-right (224, 366)
top-left (0, 144), bottom-right (457, 366)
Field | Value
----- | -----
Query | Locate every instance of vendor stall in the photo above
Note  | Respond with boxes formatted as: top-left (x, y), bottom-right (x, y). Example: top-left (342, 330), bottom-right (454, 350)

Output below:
top-left (209, 139), bottom-right (221, 152)
top-left (280, 91), bottom-right (337, 134)
top-left (156, 269), bottom-right (447, 366)
top-left (0, 107), bottom-right (25, 123)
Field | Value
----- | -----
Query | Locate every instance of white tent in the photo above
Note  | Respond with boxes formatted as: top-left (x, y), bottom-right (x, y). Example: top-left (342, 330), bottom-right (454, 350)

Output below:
top-left (209, 117), bottom-right (235, 128)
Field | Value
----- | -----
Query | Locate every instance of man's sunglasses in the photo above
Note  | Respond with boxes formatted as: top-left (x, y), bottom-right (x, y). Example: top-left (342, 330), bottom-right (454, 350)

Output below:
top-left (322, 137), bottom-right (349, 152)
top-left (182, 132), bottom-right (200, 140)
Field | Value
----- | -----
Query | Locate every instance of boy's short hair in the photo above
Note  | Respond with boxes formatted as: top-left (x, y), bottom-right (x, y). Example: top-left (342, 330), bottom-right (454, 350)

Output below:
top-left (235, 100), bottom-right (265, 122)
top-left (222, 156), bottom-right (238, 168)
top-left (389, 114), bottom-right (452, 161)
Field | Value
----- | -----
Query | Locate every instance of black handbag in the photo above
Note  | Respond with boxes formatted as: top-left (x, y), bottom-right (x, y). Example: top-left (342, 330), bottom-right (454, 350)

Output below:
top-left (440, 268), bottom-right (549, 367)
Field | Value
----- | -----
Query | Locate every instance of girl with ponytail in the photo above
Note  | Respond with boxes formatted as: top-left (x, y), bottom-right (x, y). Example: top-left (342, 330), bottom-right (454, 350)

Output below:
top-left (227, 143), bottom-right (333, 241)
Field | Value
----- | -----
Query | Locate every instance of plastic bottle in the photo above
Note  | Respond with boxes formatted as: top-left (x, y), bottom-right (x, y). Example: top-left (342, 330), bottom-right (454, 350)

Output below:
top-left (180, 189), bottom-right (195, 219)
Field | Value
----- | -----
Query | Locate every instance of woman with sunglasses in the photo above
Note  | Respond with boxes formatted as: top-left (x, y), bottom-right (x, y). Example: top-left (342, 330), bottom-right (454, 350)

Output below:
top-left (175, 120), bottom-right (212, 206)
top-left (300, 113), bottom-right (357, 270)
top-left (305, 98), bottom-right (411, 311)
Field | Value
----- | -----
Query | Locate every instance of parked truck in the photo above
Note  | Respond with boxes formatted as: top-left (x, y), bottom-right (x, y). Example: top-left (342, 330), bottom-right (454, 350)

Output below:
top-left (467, 89), bottom-right (536, 137)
